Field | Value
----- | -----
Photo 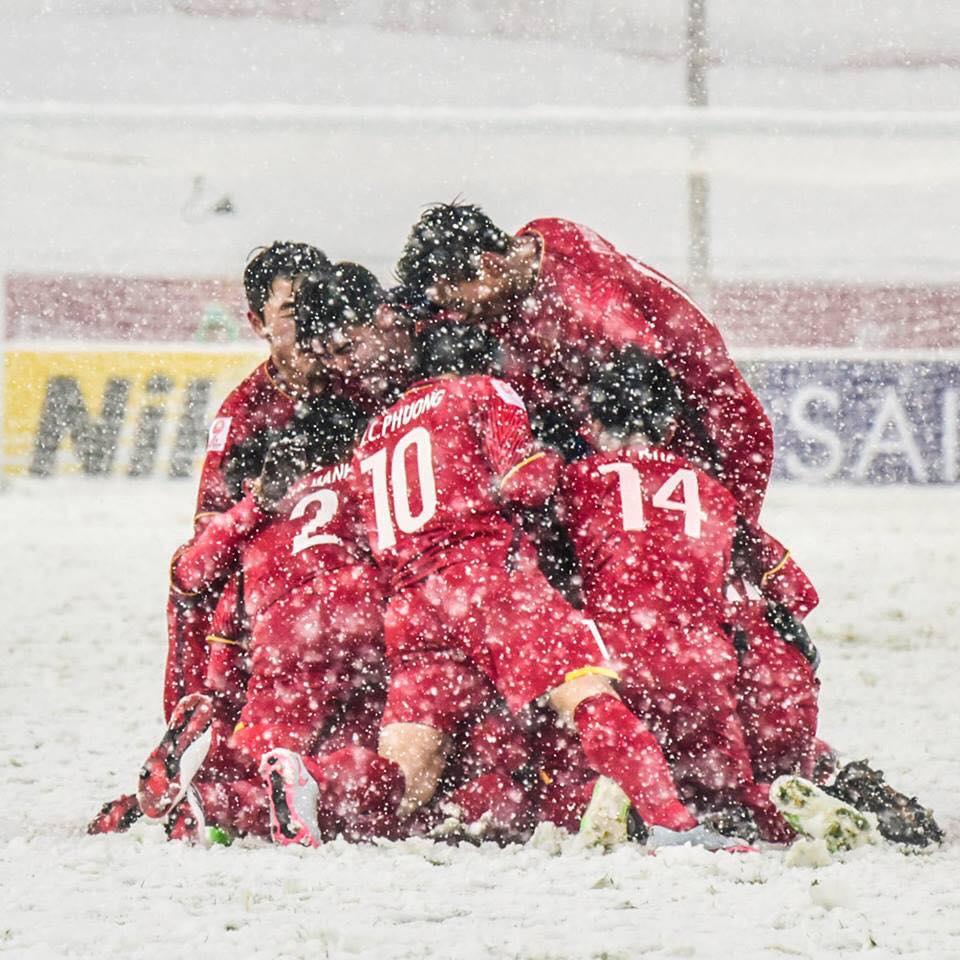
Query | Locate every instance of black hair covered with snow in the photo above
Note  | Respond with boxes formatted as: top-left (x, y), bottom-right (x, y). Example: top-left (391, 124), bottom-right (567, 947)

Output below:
top-left (589, 347), bottom-right (683, 444)
top-left (294, 262), bottom-right (386, 348)
top-left (395, 203), bottom-right (511, 294)
top-left (243, 242), bottom-right (331, 317)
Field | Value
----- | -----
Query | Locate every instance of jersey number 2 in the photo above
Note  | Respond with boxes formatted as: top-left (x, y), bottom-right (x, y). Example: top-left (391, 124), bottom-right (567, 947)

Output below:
top-left (290, 488), bottom-right (341, 555)
top-left (359, 426), bottom-right (438, 550)
top-left (597, 463), bottom-right (703, 538)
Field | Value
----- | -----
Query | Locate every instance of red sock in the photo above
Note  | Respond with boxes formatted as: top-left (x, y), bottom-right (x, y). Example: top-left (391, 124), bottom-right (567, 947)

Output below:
top-left (573, 694), bottom-right (696, 831)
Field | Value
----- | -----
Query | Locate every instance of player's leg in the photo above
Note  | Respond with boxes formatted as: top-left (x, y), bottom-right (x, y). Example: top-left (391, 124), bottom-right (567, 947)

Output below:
top-left (548, 674), bottom-right (698, 834)
top-left (734, 606), bottom-right (820, 782)
top-left (164, 584), bottom-right (217, 722)
top-left (232, 581), bottom-right (379, 766)
top-left (378, 722), bottom-right (451, 816)
top-left (476, 556), bottom-right (703, 838)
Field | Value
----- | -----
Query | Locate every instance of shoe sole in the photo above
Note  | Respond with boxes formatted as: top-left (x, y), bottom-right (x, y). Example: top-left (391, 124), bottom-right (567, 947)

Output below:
top-left (772, 775), bottom-right (879, 854)
top-left (579, 776), bottom-right (631, 849)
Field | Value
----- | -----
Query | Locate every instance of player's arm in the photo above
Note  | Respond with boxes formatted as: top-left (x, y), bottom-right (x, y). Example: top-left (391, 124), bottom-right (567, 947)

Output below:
top-left (482, 378), bottom-right (563, 508)
top-left (170, 495), bottom-right (267, 597)
top-left (734, 519), bottom-right (819, 619)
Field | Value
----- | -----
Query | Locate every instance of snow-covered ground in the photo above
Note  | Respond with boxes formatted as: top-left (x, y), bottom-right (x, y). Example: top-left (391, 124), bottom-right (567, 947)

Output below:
top-left (0, 479), bottom-right (957, 959)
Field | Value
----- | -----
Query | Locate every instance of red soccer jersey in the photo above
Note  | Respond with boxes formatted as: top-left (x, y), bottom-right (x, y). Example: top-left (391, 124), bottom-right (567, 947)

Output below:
top-left (195, 361), bottom-right (298, 520)
top-left (506, 218), bottom-right (773, 523)
top-left (352, 374), bottom-right (560, 586)
top-left (558, 445), bottom-right (738, 624)
top-left (175, 459), bottom-right (376, 621)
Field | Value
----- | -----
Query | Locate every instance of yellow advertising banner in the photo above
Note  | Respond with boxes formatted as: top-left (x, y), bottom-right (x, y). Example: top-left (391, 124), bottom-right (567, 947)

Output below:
top-left (3, 348), bottom-right (265, 477)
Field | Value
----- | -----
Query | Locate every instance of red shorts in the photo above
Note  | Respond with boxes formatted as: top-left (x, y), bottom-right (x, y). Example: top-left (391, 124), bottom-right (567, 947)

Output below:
top-left (238, 564), bottom-right (384, 747)
top-left (383, 545), bottom-right (606, 726)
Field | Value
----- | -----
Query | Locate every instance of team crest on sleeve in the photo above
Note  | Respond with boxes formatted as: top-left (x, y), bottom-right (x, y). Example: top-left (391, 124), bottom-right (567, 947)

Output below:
top-left (207, 417), bottom-right (232, 452)
top-left (492, 379), bottom-right (526, 410)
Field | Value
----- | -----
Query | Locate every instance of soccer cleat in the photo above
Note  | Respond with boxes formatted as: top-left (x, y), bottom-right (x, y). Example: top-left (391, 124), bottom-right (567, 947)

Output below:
top-left (825, 760), bottom-right (943, 848)
top-left (259, 748), bottom-right (322, 848)
top-left (87, 793), bottom-right (143, 835)
top-left (579, 776), bottom-right (647, 848)
top-left (164, 785), bottom-right (209, 845)
top-left (698, 805), bottom-right (760, 845)
top-left (646, 823), bottom-right (747, 852)
top-left (137, 692), bottom-right (214, 820)
top-left (771, 775), bottom-right (880, 854)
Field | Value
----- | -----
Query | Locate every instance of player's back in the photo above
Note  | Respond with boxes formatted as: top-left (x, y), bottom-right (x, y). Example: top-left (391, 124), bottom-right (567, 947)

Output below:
top-left (353, 374), bottom-right (523, 584)
top-left (558, 445), bottom-right (737, 623)
top-left (242, 460), bottom-right (372, 617)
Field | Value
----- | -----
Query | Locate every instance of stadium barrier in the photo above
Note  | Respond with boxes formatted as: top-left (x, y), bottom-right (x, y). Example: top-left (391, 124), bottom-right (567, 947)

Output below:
top-left (3, 272), bottom-right (959, 484)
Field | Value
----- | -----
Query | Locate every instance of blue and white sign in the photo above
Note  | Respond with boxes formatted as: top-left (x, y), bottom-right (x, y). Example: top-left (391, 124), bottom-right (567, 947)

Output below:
top-left (742, 357), bottom-right (960, 484)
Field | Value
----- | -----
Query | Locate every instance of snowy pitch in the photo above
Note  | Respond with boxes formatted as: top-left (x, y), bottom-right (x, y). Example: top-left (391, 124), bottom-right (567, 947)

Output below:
top-left (1, 480), bottom-right (957, 959)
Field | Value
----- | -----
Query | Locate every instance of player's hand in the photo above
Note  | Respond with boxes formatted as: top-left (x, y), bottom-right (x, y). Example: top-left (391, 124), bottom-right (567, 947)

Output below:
top-left (257, 433), bottom-right (309, 509)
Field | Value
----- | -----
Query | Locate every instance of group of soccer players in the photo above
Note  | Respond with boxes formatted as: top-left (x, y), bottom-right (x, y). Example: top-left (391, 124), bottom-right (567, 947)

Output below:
top-left (89, 205), bottom-right (942, 853)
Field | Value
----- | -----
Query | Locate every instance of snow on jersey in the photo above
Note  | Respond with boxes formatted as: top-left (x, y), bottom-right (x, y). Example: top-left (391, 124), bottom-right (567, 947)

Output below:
top-left (509, 217), bottom-right (773, 524)
top-left (558, 445), bottom-right (738, 625)
top-left (174, 459), bottom-right (374, 621)
top-left (353, 374), bottom-right (559, 585)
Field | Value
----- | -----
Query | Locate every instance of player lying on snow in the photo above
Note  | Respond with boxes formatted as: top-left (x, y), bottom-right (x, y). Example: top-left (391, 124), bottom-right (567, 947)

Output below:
top-left (90, 259), bottom-right (940, 853)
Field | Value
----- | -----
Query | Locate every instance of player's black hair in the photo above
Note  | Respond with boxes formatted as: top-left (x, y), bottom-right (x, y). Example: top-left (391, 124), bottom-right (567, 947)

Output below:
top-left (395, 202), bottom-right (511, 294)
top-left (294, 262), bottom-right (386, 348)
top-left (530, 407), bottom-right (592, 463)
top-left (243, 242), bottom-right (331, 318)
top-left (258, 396), bottom-right (366, 506)
top-left (588, 347), bottom-right (683, 444)
top-left (415, 321), bottom-right (500, 379)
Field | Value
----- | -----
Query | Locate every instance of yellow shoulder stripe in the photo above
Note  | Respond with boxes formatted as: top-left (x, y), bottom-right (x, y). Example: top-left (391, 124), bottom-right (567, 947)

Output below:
top-left (761, 550), bottom-right (791, 586)
top-left (207, 634), bottom-right (240, 646)
top-left (500, 451), bottom-right (546, 488)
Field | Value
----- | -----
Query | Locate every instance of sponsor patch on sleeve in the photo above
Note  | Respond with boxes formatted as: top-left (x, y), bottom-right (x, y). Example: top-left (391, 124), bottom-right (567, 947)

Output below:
top-left (207, 416), bottom-right (232, 452)
top-left (492, 379), bottom-right (526, 410)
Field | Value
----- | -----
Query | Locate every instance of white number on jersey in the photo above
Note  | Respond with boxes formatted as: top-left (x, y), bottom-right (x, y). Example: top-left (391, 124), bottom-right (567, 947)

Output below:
top-left (290, 487), bottom-right (341, 555)
top-left (359, 426), bottom-right (438, 550)
top-left (598, 462), bottom-right (703, 539)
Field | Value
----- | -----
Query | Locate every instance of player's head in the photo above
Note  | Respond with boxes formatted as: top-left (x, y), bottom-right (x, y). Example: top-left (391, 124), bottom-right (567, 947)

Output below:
top-left (395, 202), bottom-right (539, 317)
top-left (222, 429), bottom-right (279, 502)
top-left (588, 348), bottom-right (683, 445)
top-left (396, 202), bottom-right (511, 293)
top-left (415, 320), bottom-right (501, 379)
top-left (244, 242), bottom-right (331, 321)
top-left (258, 396), bottom-right (365, 506)
top-left (243, 242), bottom-right (332, 390)
top-left (295, 263), bottom-right (415, 405)
top-left (294, 261), bottom-right (385, 351)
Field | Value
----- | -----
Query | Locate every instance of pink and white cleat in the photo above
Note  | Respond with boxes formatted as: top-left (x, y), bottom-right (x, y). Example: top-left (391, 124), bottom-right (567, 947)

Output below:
top-left (259, 749), bottom-right (322, 848)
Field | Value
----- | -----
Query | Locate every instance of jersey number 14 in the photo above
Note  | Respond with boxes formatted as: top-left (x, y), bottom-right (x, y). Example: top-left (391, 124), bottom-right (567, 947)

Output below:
top-left (598, 463), bottom-right (703, 538)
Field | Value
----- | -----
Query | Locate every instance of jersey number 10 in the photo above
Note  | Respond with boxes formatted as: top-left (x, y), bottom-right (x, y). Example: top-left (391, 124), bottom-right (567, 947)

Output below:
top-left (360, 426), bottom-right (438, 550)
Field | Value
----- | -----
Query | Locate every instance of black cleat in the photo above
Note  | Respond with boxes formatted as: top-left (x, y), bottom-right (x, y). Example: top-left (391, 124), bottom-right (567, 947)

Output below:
top-left (825, 760), bottom-right (943, 848)
top-left (699, 805), bottom-right (760, 844)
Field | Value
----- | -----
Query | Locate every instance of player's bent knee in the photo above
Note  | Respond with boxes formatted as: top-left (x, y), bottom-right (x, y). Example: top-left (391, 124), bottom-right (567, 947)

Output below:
top-left (378, 722), bottom-right (450, 815)
top-left (548, 674), bottom-right (619, 724)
